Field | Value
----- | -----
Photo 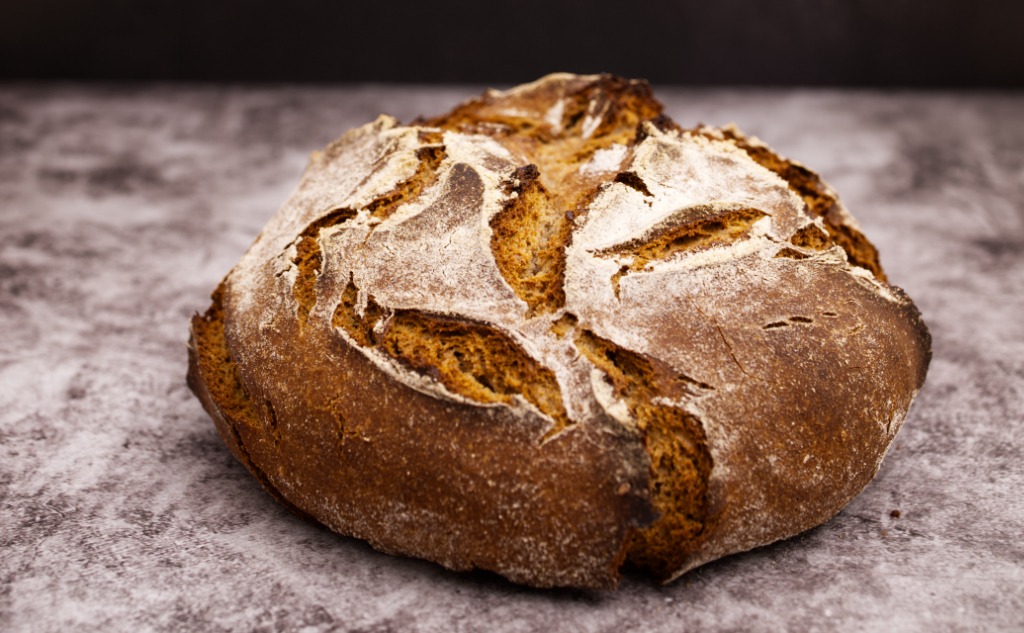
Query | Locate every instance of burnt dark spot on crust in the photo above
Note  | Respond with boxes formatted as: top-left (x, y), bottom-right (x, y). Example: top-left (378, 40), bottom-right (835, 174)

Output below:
top-left (504, 164), bottom-right (541, 193)
top-left (613, 171), bottom-right (653, 197)
top-left (635, 114), bottom-right (682, 143)
top-left (265, 399), bottom-right (280, 444)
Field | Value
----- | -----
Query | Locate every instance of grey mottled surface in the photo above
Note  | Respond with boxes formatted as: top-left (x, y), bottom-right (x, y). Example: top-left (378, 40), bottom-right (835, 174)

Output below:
top-left (1, 85), bottom-right (1022, 632)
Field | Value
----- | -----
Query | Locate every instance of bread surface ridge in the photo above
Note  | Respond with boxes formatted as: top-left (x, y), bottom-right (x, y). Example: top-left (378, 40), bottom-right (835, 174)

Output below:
top-left (188, 73), bottom-right (931, 589)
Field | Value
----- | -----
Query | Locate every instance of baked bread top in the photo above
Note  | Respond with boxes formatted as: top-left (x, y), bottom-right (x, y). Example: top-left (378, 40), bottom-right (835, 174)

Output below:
top-left (188, 73), bottom-right (931, 589)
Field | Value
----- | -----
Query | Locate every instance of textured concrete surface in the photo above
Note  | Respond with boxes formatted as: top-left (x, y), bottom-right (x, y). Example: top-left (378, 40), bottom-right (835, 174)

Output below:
top-left (1, 84), bottom-right (1022, 632)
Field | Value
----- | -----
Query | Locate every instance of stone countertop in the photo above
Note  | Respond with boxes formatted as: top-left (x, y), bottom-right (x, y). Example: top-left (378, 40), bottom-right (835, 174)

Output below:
top-left (1, 85), bottom-right (1021, 633)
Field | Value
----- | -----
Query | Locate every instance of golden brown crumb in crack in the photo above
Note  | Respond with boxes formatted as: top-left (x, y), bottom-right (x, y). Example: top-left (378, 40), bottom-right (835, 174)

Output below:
top-left (776, 223), bottom-right (832, 260)
top-left (417, 129), bottom-right (444, 144)
top-left (332, 278), bottom-right (571, 437)
top-left (189, 287), bottom-right (313, 520)
top-left (824, 221), bottom-right (885, 280)
top-left (293, 141), bottom-right (446, 326)
top-left (599, 208), bottom-right (768, 298)
top-left (627, 405), bottom-right (711, 576)
top-left (558, 76), bottom-right (663, 141)
top-left (713, 127), bottom-right (887, 281)
top-left (790, 223), bottom-right (832, 250)
top-left (382, 312), bottom-right (571, 437)
top-left (368, 144), bottom-right (447, 220)
top-left (549, 312), bottom-right (578, 338)
top-left (193, 286), bottom-right (262, 429)
top-left (573, 329), bottom-right (712, 579)
top-left (425, 74), bottom-right (663, 214)
top-left (332, 274), bottom-right (388, 347)
top-left (608, 268), bottom-right (628, 302)
top-left (490, 165), bottom-right (572, 316)
top-left (293, 209), bottom-right (358, 326)
top-left (425, 76), bottom-right (673, 318)
top-left (775, 247), bottom-right (809, 260)
top-left (604, 208), bottom-right (768, 262)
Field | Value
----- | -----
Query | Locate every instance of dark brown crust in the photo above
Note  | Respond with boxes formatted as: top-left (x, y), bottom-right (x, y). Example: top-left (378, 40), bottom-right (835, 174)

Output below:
top-left (635, 258), bottom-right (931, 577)
top-left (209, 281), bottom-right (653, 588)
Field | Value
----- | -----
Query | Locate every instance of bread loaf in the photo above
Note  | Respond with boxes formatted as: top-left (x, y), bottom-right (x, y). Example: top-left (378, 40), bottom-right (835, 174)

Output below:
top-left (187, 73), bottom-right (931, 589)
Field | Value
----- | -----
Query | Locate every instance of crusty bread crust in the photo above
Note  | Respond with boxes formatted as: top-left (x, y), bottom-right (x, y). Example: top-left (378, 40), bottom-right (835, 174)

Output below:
top-left (188, 73), bottom-right (931, 588)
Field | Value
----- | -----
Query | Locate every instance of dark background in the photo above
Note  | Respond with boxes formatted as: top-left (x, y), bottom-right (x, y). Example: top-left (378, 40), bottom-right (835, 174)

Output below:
top-left (2, 0), bottom-right (1023, 87)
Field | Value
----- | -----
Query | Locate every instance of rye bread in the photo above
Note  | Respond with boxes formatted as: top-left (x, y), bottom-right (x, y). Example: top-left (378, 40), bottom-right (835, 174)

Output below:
top-left (187, 73), bottom-right (931, 589)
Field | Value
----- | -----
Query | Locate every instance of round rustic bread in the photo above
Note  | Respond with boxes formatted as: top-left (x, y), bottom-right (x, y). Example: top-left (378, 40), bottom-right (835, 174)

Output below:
top-left (187, 73), bottom-right (931, 589)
